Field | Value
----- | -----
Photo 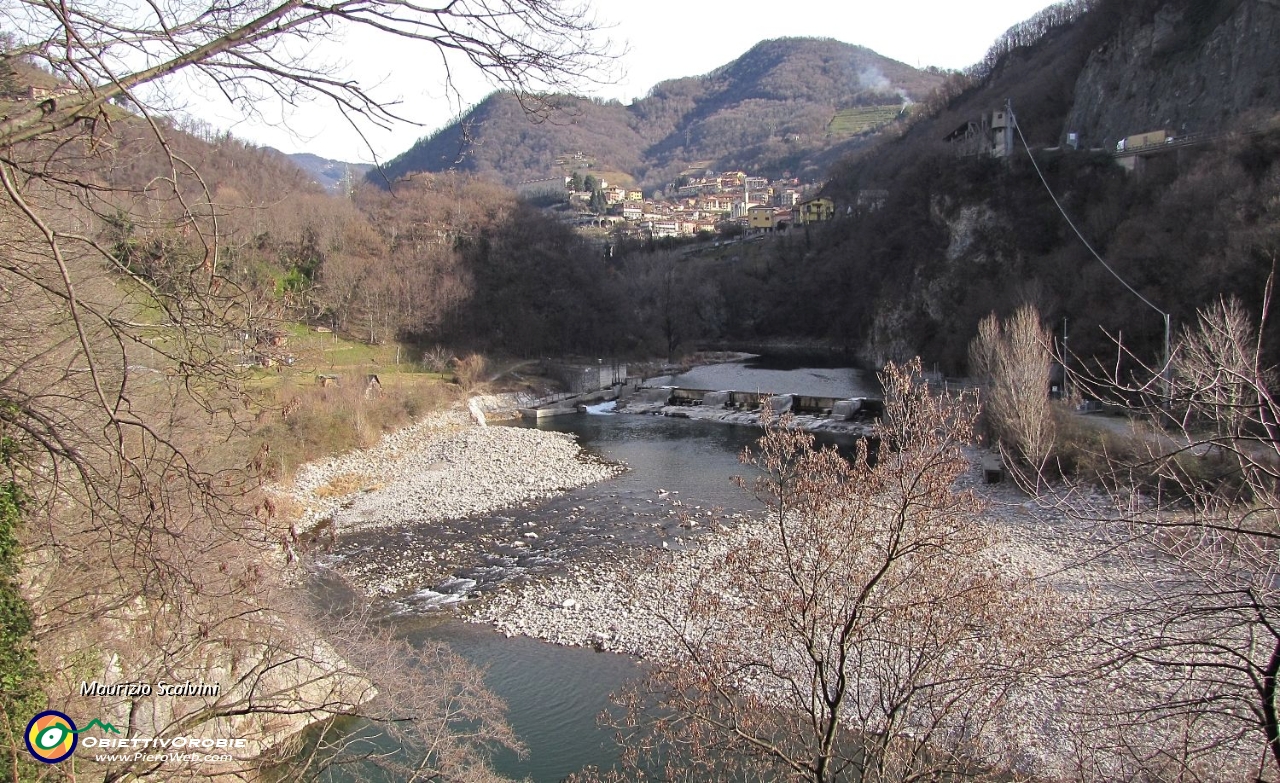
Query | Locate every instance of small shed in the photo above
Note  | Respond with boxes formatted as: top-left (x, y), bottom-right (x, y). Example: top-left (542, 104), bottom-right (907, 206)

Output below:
top-left (316, 374), bottom-right (340, 387)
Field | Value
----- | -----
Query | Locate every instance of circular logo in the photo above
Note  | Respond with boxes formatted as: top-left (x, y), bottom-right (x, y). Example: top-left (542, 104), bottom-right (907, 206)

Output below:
top-left (25, 711), bottom-right (78, 764)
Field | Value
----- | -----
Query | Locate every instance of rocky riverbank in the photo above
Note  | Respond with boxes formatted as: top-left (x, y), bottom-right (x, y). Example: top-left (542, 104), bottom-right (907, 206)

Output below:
top-left (464, 455), bottom-right (1174, 655)
top-left (466, 515), bottom-right (752, 657)
top-left (461, 456), bottom-right (1240, 778)
top-left (279, 408), bottom-right (624, 538)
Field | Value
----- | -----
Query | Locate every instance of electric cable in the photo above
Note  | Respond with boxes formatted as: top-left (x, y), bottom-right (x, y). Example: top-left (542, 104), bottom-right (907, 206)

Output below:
top-left (1008, 106), bottom-right (1167, 320)
top-left (1007, 104), bottom-right (1172, 395)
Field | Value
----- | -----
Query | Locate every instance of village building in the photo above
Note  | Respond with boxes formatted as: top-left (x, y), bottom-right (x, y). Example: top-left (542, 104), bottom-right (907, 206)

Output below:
top-left (942, 106), bottom-right (1014, 159)
top-left (748, 205), bottom-right (776, 231)
top-left (798, 197), bottom-right (835, 224)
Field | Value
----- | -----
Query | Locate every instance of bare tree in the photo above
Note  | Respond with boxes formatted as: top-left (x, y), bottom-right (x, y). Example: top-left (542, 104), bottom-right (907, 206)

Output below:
top-left (0, 1), bottom-right (613, 778)
top-left (1, 0), bottom-right (614, 150)
top-left (623, 249), bottom-right (694, 362)
top-left (604, 359), bottom-right (1060, 782)
top-left (1037, 290), bottom-right (1280, 780)
top-left (256, 603), bottom-right (524, 783)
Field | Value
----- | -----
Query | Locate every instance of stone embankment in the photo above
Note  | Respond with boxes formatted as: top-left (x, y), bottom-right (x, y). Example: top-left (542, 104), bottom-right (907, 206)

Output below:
top-left (279, 408), bottom-right (623, 536)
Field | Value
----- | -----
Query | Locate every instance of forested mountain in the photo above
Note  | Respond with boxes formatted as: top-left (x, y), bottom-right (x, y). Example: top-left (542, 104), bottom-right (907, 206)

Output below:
top-left (146, 0), bottom-right (1280, 376)
top-left (12, 0), bottom-right (1277, 373)
top-left (375, 38), bottom-right (945, 188)
top-left (656, 0), bottom-right (1280, 373)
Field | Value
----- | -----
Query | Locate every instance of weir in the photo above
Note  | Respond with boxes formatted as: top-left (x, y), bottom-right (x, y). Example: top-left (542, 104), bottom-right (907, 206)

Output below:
top-left (519, 387), bottom-right (621, 420)
top-left (659, 387), bottom-right (882, 420)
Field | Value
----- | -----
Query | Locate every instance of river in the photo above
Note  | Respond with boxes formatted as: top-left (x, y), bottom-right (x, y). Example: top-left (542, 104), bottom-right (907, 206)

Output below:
top-left (316, 359), bottom-right (877, 781)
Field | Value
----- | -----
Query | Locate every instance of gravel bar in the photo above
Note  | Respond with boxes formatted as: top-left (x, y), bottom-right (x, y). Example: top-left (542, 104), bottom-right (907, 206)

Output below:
top-left (280, 409), bottom-right (623, 536)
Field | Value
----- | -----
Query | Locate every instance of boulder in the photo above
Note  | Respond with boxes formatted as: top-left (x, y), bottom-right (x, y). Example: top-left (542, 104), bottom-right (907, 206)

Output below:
top-left (467, 397), bottom-right (487, 427)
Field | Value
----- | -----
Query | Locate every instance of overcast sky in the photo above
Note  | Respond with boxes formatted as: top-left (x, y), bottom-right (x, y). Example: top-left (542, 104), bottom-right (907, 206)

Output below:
top-left (186, 1), bottom-right (1059, 163)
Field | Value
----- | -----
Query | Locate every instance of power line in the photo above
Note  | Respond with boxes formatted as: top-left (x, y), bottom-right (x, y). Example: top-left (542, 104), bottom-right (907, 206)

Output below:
top-left (1006, 102), bottom-right (1171, 399)
top-left (1007, 104), bottom-right (1167, 320)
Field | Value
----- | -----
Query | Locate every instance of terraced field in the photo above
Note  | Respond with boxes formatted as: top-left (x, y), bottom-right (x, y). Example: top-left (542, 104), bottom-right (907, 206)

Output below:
top-left (827, 104), bottom-right (904, 136)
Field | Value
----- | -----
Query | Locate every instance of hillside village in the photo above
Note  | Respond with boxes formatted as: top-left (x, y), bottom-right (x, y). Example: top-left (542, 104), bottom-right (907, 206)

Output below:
top-left (517, 163), bottom-right (837, 241)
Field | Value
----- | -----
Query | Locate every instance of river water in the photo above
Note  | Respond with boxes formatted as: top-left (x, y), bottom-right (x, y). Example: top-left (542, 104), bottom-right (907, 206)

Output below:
top-left (319, 359), bottom-right (876, 781)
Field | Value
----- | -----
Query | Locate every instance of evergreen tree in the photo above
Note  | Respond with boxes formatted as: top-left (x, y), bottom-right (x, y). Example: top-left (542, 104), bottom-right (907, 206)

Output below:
top-left (0, 428), bottom-right (40, 779)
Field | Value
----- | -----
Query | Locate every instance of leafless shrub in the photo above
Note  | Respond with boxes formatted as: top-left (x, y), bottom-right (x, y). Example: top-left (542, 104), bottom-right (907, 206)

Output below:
top-left (423, 345), bottom-right (454, 374)
top-left (265, 601), bottom-right (523, 782)
top-left (1037, 284), bottom-right (1280, 779)
top-left (453, 353), bottom-right (488, 392)
top-left (970, 305), bottom-right (1056, 469)
top-left (604, 358), bottom-right (1064, 782)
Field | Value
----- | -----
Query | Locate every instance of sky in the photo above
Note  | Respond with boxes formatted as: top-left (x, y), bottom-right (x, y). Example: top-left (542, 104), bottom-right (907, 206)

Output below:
top-left (185, 1), bottom-right (1060, 164)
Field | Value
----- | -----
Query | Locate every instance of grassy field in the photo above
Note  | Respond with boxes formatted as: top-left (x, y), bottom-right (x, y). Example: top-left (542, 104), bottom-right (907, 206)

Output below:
top-left (241, 326), bottom-right (565, 479)
top-left (247, 325), bottom-right (448, 388)
top-left (241, 326), bottom-right (464, 479)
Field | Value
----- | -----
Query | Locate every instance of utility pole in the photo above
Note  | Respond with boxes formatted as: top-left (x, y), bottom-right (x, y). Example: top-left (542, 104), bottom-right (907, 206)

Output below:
top-left (1004, 98), bottom-right (1015, 159)
top-left (1061, 316), bottom-right (1069, 401)
top-left (1008, 102), bottom-right (1173, 414)
top-left (1162, 312), bottom-right (1172, 411)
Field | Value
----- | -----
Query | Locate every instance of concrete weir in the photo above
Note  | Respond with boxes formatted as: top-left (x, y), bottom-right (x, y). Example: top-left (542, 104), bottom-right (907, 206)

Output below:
top-left (663, 387), bottom-right (883, 420)
top-left (519, 387), bottom-right (621, 420)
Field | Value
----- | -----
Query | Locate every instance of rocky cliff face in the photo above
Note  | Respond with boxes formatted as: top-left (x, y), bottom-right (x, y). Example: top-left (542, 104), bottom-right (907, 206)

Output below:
top-left (1063, 0), bottom-right (1280, 147)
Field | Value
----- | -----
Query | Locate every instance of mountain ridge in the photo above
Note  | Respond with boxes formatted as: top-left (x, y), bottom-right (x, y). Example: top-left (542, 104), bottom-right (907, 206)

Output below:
top-left (372, 38), bottom-right (945, 188)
